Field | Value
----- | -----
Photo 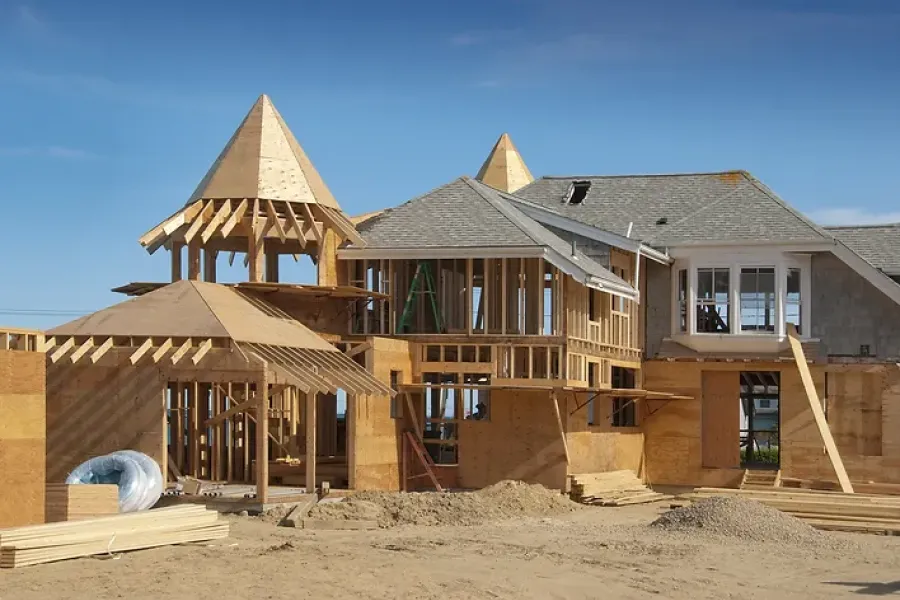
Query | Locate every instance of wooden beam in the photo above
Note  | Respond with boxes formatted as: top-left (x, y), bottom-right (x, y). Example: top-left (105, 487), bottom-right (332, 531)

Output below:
top-left (69, 337), bottom-right (94, 363)
top-left (89, 337), bottom-right (114, 363)
top-left (345, 342), bottom-right (372, 359)
top-left (248, 199), bottom-right (264, 283)
top-left (200, 199), bottom-right (233, 243)
top-left (191, 339), bottom-right (213, 365)
top-left (550, 390), bottom-right (570, 465)
top-left (302, 203), bottom-right (324, 244)
top-left (171, 241), bottom-right (183, 282)
top-left (171, 338), bottom-right (193, 365)
top-left (128, 338), bottom-right (153, 365)
top-left (265, 199), bottom-right (287, 243)
top-left (220, 198), bottom-right (248, 238)
top-left (49, 337), bottom-right (75, 363)
top-left (403, 391), bottom-right (424, 441)
top-left (787, 324), bottom-right (853, 493)
top-left (183, 200), bottom-right (214, 244)
top-left (305, 391), bottom-right (317, 493)
top-left (151, 338), bottom-right (174, 363)
top-left (283, 202), bottom-right (307, 249)
top-left (256, 370), bottom-right (270, 503)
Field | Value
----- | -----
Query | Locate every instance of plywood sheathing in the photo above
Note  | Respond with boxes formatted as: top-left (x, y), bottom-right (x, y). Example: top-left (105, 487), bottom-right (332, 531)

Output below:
top-left (351, 337), bottom-right (411, 491)
top-left (475, 133), bottom-right (534, 193)
top-left (565, 391), bottom-right (645, 477)
top-left (0, 335), bottom-right (46, 528)
top-left (458, 389), bottom-right (568, 491)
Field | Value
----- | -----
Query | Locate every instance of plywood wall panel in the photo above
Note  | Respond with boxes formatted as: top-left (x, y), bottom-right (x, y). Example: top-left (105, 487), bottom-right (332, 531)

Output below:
top-left (701, 371), bottom-right (740, 469)
top-left (0, 350), bottom-right (46, 528)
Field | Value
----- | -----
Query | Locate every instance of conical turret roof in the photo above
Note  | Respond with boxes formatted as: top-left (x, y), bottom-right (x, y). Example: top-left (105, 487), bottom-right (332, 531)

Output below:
top-left (475, 132), bottom-right (534, 193)
top-left (186, 94), bottom-right (341, 210)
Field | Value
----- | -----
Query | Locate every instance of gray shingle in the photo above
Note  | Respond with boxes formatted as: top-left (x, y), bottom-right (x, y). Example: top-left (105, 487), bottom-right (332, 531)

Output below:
top-left (356, 176), bottom-right (633, 292)
top-left (826, 223), bottom-right (900, 275)
top-left (514, 171), bottom-right (831, 247)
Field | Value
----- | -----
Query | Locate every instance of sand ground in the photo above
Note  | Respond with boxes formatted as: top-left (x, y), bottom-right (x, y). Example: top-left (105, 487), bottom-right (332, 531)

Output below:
top-left (2, 502), bottom-right (900, 600)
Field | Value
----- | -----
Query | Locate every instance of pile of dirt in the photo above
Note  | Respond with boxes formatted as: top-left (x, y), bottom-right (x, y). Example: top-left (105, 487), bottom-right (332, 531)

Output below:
top-left (311, 481), bottom-right (580, 528)
top-left (308, 499), bottom-right (383, 522)
top-left (651, 497), bottom-right (827, 545)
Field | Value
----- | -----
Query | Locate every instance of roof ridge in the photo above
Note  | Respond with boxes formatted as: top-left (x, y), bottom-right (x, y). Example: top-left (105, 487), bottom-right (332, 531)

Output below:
top-left (539, 170), bottom-right (748, 180)
top-left (825, 222), bottom-right (900, 230)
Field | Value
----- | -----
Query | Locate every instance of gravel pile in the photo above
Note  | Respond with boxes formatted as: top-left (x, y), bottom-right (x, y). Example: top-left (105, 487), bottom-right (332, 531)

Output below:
top-left (651, 497), bottom-right (834, 545)
top-left (310, 480), bottom-right (580, 528)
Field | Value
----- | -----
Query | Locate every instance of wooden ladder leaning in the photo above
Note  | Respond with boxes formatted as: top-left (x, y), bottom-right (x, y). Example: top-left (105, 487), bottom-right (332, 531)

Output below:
top-left (402, 430), bottom-right (444, 492)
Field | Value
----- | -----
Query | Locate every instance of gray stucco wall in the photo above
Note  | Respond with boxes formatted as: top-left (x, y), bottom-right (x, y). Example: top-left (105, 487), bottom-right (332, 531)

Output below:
top-left (644, 260), bottom-right (672, 359)
top-left (811, 252), bottom-right (900, 359)
top-left (544, 225), bottom-right (611, 266)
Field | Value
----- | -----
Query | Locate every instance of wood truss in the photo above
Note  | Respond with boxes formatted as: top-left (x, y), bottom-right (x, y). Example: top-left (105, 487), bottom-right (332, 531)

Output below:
top-left (139, 198), bottom-right (364, 258)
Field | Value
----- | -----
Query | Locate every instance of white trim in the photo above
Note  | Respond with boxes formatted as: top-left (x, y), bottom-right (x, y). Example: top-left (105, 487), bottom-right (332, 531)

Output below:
top-left (506, 199), bottom-right (672, 265)
top-left (337, 247), bottom-right (545, 260)
top-left (543, 248), bottom-right (639, 302)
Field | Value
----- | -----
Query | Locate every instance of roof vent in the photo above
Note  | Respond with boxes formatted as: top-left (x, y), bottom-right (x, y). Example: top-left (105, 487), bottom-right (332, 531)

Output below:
top-left (571, 239), bottom-right (578, 258)
top-left (563, 180), bottom-right (591, 205)
top-left (656, 217), bottom-right (668, 225)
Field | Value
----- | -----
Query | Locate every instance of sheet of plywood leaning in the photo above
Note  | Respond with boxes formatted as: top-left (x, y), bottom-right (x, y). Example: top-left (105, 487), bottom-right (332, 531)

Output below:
top-left (0, 328), bottom-right (46, 528)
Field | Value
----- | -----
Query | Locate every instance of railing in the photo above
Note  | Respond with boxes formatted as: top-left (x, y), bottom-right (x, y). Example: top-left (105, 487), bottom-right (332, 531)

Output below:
top-left (0, 327), bottom-right (45, 352)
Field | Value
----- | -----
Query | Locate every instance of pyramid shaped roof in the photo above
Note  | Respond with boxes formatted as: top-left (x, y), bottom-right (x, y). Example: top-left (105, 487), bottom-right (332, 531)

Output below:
top-left (475, 133), bottom-right (534, 193)
top-left (186, 94), bottom-right (342, 211)
top-left (49, 280), bottom-right (335, 351)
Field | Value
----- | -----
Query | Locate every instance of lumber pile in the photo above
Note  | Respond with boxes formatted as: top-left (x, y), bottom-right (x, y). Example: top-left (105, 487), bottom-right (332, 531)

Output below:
top-left (45, 484), bottom-right (119, 523)
top-left (0, 505), bottom-right (228, 568)
top-left (686, 487), bottom-right (900, 535)
top-left (570, 471), bottom-right (672, 506)
top-left (740, 469), bottom-right (780, 490)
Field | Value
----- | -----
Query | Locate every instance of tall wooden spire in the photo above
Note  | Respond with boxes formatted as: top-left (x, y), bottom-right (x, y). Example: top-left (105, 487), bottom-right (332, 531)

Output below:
top-left (139, 94), bottom-right (363, 285)
top-left (475, 133), bottom-right (534, 193)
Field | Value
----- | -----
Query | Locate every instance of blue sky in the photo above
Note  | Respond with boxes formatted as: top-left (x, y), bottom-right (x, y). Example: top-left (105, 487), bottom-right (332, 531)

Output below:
top-left (1, 0), bottom-right (899, 328)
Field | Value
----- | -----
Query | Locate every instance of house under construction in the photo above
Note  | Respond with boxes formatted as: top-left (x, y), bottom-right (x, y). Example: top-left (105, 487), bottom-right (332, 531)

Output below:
top-left (43, 93), bottom-right (900, 500)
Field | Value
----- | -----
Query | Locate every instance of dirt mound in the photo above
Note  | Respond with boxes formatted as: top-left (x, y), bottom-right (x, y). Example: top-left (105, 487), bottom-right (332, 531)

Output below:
top-left (308, 499), bottom-right (383, 522)
top-left (316, 481), bottom-right (580, 528)
top-left (651, 497), bottom-right (824, 544)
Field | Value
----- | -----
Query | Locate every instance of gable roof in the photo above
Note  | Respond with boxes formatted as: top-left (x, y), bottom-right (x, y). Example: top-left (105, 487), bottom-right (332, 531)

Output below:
top-left (475, 133), bottom-right (534, 193)
top-left (514, 171), bottom-right (831, 247)
top-left (826, 223), bottom-right (900, 276)
top-left (49, 280), bottom-right (335, 351)
top-left (186, 94), bottom-right (342, 211)
top-left (350, 176), bottom-right (636, 298)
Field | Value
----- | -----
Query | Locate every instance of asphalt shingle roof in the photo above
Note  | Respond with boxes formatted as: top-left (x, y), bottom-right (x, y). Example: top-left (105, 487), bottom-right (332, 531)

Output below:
top-left (356, 176), bottom-right (633, 292)
top-left (513, 171), bottom-right (831, 247)
top-left (826, 223), bottom-right (900, 275)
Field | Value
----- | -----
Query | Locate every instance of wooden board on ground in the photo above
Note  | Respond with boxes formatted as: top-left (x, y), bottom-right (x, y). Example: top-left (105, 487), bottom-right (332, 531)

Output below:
top-left (45, 484), bottom-right (118, 523)
top-left (571, 471), bottom-right (671, 506)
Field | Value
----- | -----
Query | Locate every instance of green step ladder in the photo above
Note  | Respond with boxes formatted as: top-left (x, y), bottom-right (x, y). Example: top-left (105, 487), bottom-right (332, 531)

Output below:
top-left (397, 262), bottom-right (445, 333)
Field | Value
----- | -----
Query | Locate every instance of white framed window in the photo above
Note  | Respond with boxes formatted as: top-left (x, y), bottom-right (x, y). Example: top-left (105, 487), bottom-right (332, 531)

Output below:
top-left (677, 269), bottom-right (688, 332)
top-left (696, 267), bottom-right (730, 333)
top-left (740, 267), bottom-right (776, 333)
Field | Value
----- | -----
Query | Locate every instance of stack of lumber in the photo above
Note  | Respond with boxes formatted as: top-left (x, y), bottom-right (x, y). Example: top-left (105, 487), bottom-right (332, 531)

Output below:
top-left (740, 469), bottom-right (781, 490)
top-left (570, 471), bottom-right (672, 506)
top-left (686, 487), bottom-right (900, 535)
top-left (0, 505), bottom-right (228, 568)
top-left (45, 484), bottom-right (118, 523)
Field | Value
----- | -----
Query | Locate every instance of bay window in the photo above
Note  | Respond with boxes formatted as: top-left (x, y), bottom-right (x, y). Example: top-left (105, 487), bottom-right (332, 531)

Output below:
top-left (673, 255), bottom-right (810, 339)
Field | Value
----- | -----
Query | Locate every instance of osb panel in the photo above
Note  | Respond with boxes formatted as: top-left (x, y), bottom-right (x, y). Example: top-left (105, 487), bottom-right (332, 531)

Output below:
top-left (0, 350), bottom-right (45, 395)
top-left (46, 363), bottom-right (166, 483)
top-left (565, 392), bottom-right (645, 475)
top-left (352, 337), bottom-right (411, 490)
top-left (0, 393), bottom-right (45, 440)
top-left (701, 371), bottom-right (740, 469)
top-left (252, 291), bottom-right (350, 337)
top-left (0, 439), bottom-right (45, 527)
top-left (458, 389), bottom-right (568, 491)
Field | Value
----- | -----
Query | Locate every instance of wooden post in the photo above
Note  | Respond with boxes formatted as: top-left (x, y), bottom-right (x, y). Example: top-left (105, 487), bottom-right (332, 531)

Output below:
top-left (203, 249), bottom-right (217, 283)
top-left (187, 242), bottom-right (201, 281)
top-left (255, 370), bottom-right (270, 503)
top-left (265, 251), bottom-right (280, 283)
top-left (161, 386), bottom-right (169, 483)
top-left (190, 382), bottom-right (200, 477)
top-left (305, 392), bottom-right (317, 493)
top-left (787, 324), bottom-right (853, 493)
top-left (171, 242), bottom-right (183, 282)
top-left (175, 382), bottom-right (184, 474)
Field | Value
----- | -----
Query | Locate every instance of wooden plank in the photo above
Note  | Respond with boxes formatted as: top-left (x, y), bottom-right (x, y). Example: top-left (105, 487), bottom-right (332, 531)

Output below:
top-left (551, 390), bottom-right (570, 465)
top-left (305, 391), bottom-right (317, 493)
top-left (256, 371), bottom-right (269, 503)
top-left (787, 324), bottom-right (854, 493)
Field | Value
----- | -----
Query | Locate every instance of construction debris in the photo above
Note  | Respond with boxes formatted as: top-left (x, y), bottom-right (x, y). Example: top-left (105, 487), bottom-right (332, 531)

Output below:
top-left (684, 487), bottom-right (900, 536)
top-left (570, 471), bottom-right (672, 506)
top-left (0, 505), bottom-right (228, 568)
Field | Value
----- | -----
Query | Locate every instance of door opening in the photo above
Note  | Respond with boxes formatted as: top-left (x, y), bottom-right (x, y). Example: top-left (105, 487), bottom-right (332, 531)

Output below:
top-left (739, 371), bottom-right (780, 469)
